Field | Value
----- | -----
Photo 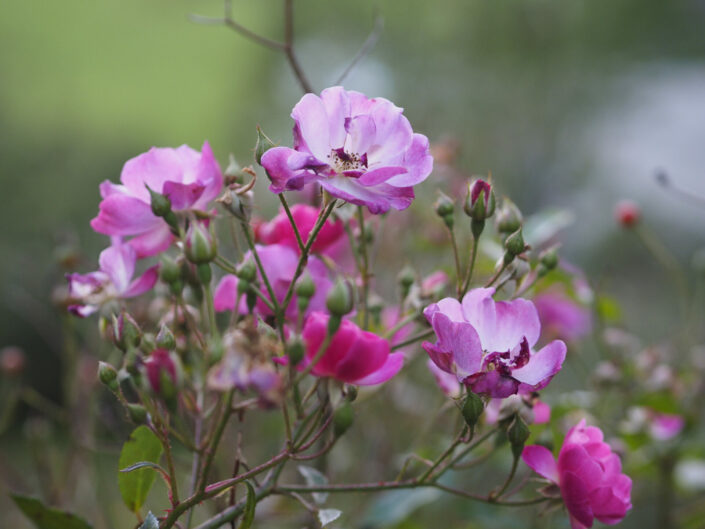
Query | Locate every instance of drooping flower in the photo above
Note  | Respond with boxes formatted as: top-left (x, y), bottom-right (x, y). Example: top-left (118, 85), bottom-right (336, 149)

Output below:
top-left (213, 244), bottom-right (331, 320)
top-left (301, 311), bottom-right (403, 385)
top-left (67, 243), bottom-right (159, 317)
top-left (91, 143), bottom-right (223, 257)
top-left (422, 287), bottom-right (566, 398)
top-left (533, 290), bottom-right (592, 342)
top-left (254, 204), bottom-right (346, 257)
top-left (260, 86), bottom-right (433, 214)
top-left (523, 420), bottom-right (632, 529)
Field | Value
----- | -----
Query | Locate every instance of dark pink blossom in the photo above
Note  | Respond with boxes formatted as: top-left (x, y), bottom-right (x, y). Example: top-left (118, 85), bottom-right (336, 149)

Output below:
top-left (213, 244), bottom-right (331, 320)
top-left (143, 348), bottom-right (181, 396)
top-left (260, 86), bottom-right (433, 214)
top-left (301, 311), bottom-right (403, 386)
top-left (254, 204), bottom-right (346, 256)
top-left (67, 243), bottom-right (158, 317)
top-left (91, 143), bottom-right (223, 257)
top-left (523, 420), bottom-right (632, 529)
top-left (647, 410), bottom-right (684, 441)
top-left (422, 287), bottom-right (566, 398)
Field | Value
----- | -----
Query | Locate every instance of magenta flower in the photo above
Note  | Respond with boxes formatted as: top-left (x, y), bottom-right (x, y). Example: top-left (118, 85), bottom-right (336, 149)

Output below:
top-left (647, 410), bottom-right (684, 441)
top-left (301, 311), bottom-right (403, 385)
top-left (255, 204), bottom-right (345, 256)
top-left (260, 86), bottom-right (433, 214)
top-left (534, 290), bottom-right (592, 342)
top-left (143, 349), bottom-right (182, 397)
top-left (91, 143), bottom-right (223, 257)
top-left (67, 243), bottom-right (159, 317)
top-left (422, 287), bottom-right (566, 398)
top-left (213, 244), bottom-right (331, 320)
top-left (523, 420), bottom-right (632, 529)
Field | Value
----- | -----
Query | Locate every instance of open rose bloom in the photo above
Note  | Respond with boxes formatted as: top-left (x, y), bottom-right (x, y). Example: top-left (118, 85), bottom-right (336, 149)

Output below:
top-left (423, 287), bottom-right (566, 398)
top-left (523, 420), bottom-right (632, 528)
top-left (67, 242), bottom-right (158, 317)
top-left (91, 142), bottom-right (223, 257)
top-left (261, 86), bottom-right (433, 213)
top-left (301, 312), bottom-right (403, 385)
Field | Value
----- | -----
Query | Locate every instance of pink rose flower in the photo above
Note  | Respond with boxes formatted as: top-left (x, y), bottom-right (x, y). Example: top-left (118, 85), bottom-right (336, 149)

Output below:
top-left (523, 420), bottom-right (632, 529)
top-left (91, 143), bottom-right (223, 257)
top-left (213, 244), bottom-right (332, 320)
top-left (301, 311), bottom-right (403, 385)
top-left (260, 86), bottom-right (433, 214)
top-left (423, 287), bottom-right (566, 398)
top-left (67, 242), bottom-right (159, 317)
top-left (533, 290), bottom-right (592, 342)
top-left (254, 204), bottom-right (346, 257)
top-left (647, 410), bottom-right (684, 441)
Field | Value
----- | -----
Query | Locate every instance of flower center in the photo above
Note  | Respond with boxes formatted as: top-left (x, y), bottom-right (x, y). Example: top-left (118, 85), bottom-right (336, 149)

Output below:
top-left (482, 337), bottom-right (530, 376)
top-left (327, 147), bottom-right (368, 177)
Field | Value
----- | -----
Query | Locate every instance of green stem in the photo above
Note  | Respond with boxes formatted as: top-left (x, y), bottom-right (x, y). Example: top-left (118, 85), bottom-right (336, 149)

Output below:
top-left (391, 329), bottom-right (434, 351)
top-left (461, 232), bottom-right (480, 295)
top-left (356, 206), bottom-right (370, 329)
top-left (279, 194), bottom-right (305, 252)
top-left (240, 222), bottom-right (280, 312)
top-left (448, 227), bottom-right (463, 298)
top-left (418, 426), bottom-right (468, 483)
top-left (197, 391), bottom-right (235, 493)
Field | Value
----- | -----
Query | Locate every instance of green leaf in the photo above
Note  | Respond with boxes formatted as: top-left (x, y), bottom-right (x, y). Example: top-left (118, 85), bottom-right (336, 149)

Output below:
top-left (118, 425), bottom-right (164, 513)
top-left (237, 481), bottom-right (256, 529)
top-left (139, 512), bottom-right (159, 529)
top-left (297, 465), bottom-right (329, 505)
top-left (10, 494), bottom-right (93, 529)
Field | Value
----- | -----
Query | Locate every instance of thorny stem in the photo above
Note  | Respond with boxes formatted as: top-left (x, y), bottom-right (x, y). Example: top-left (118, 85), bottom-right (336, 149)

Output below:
top-left (484, 262), bottom-right (509, 288)
top-left (461, 231), bottom-right (480, 295)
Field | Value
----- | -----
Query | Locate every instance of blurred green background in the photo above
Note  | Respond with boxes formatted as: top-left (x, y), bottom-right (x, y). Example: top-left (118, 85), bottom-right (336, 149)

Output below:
top-left (1, 0), bottom-right (705, 527)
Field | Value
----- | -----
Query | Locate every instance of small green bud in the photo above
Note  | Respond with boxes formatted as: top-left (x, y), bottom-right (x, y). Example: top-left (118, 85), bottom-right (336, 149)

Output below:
top-left (507, 416), bottom-right (530, 458)
top-left (434, 192), bottom-right (455, 218)
top-left (326, 279), bottom-right (353, 317)
top-left (287, 337), bottom-right (305, 366)
top-left (464, 179), bottom-right (496, 221)
top-left (255, 126), bottom-right (277, 165)
top-left (159, 255), bottom-right (181, 284)
top-left (155, 324), bottom-right (176, 350)
top-left (185, 223), bottom-right (217, 264)
top-left (333, 401), bottom-right (354, 437)
top-left (113, 311), bottom-right (141, 352)
top-left (146, 185), bottom-right (172, 217)
top-left (504, 228), bottom-right (526, 257)
top-left (539, 247), bottom-right (559, 271)
top-left (461, 391), bottom-right (485, 429)
top-left (295, 272), bottom-right (316, 299)
top-left (237, 259), bottom-right (258, 283)
top-left (496, 198), bottom-right (523, 234)
top-left (98, 361), bottom-right (119, 392)
top-left (140, 333), bottom-right (156, 354)
top-left (127, 403), bottom-right (147, 424)
top-left (169, 279), bottom-right (184, 296)
top-left (237, 278), bottom-right (251, 296)
top-left (224, 154), bottom-right (243, 184)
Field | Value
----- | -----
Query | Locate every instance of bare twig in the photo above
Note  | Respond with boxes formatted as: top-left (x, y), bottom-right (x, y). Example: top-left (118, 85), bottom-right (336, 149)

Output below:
top-left (335, 15), bottom-right (384, 85)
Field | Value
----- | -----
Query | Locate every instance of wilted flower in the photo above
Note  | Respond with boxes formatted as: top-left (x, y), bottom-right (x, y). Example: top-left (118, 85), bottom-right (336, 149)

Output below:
top-left (422, 287), bottom-right (566, 398)
top-left (67, 243), bottom-right (159, 317)
top-left (213, 244), bottom-right (332, 320)
top-left (523, 420), bottom-right (632, 529)
top-left (533, 290), bottom-right (592, 342)
top-left (260, 86), bottom-right (433, 214)
top-left (301, 311), bottom-right (403, 385)
top-left (91, 143), bottom-right (223, 257)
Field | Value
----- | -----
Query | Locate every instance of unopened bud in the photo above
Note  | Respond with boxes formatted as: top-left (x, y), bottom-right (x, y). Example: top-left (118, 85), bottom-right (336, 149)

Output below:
top-left (113, 311), bottom-right (142, 352)
top-left (333, 401), bottom-right (354, 437)
top-left (461, 391), bottom-right (484, 429)
top-left (98, 361), bottom-right (119, 391)
top-left (287, 338), bottom-right (305, 366)
top-left (185, 222), bottom-right (217, 264)
top-left (0, 346), bottom-right (26, 377)
top-left (224, 154), bottom-right (243, 185)
top-left (146, 185), bottom-right (172, 218)
top-left (326, 279), bottom-right (353, 317)
top-left (496, 198), bottom-right (523, 234)
top-left (127, 403), bottom-right (147, 424)
top-left (507, 416), bottom-right (530, 458)
top-left (255, 126), bottom-right (276, 165)
top-left (295, 273), bottom-right (316, 299)
top-left (615, 200), bottom-right (640, 228)
top-left (237, 260), bottom-right (258, 283)
top-left (155, 324), bottom-right (176, 350)
top-left (504, 228), bottom-right (526, 257)
top-left (539, 247), bottom-right (559, 271)
top-left (143, 349), bottom-right (182, 401)
top-left (159, 255), bottom-right (181, 284)
top-left (434, 193), bottom-right (455, 229)
top-left (464, 179), bottom-right (496, 221)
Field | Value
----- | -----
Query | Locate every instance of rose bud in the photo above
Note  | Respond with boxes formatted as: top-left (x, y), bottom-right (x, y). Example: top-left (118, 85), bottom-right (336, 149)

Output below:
top-left (615, 200), bottom-right (640, 228)
top-left (464, 178), bottom-right (496, 222)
